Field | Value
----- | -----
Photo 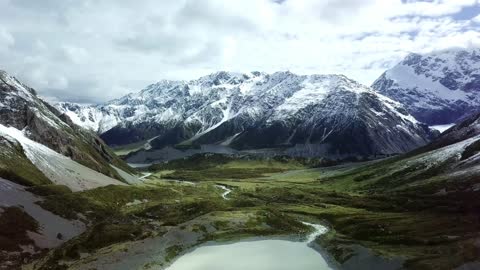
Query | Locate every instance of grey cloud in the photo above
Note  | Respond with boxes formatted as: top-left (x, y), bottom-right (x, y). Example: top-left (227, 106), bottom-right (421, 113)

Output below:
top-left (0, 28), bottom-right (14, 50)
top-left (115, 29), bottom-right (193, 55)
top-left (39, 78), bottom-right (102, 104)
top-left (0, 0), bottom-right (478, 103)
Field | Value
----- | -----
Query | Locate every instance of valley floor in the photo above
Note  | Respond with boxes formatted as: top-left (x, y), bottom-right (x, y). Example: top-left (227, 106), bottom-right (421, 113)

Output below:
top-left (5, 155), bottom-right (480, 270)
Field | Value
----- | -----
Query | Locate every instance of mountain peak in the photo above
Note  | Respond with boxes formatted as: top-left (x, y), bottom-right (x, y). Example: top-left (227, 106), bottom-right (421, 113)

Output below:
top-left (0, 69), bottom-right (37, 98)
top-left (372, 47), bottom-right (480, 125)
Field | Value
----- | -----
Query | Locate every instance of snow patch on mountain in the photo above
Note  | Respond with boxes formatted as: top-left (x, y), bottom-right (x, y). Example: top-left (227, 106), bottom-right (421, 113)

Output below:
top-left (0, 123), bottom-right (126, 191)
top-left (376, 94), bottom-right (418, 125)
top-left (273, 77), bottom-right (334, 115)
top-left (55, 102), bottom-right (122, 133)
top-left (412, 134), bottom-right (480, 167)
top-left (430, 124), bottom-right (455, 133)
top-left (0, 70), bottom-right (36, 103)
top-left (384, 63), bottom-right (468, 105)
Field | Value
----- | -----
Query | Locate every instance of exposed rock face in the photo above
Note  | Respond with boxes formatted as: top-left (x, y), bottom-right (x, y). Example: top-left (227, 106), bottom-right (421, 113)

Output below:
top-left (372, 48), bottom-right (480, 125)
top-left (0, 70), bottom-right (133, 181)
top-left (56, 71), bottom-right (437, 160)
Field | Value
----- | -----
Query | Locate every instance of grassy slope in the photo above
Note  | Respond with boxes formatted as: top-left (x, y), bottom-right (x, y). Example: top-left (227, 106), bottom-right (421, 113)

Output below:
top-left (112, 139), bottom-right (150, 156)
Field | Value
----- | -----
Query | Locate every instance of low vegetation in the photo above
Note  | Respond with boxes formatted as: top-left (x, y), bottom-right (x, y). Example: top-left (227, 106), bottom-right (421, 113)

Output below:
top-left (0, 206), bottom-right (42, 268)
top-left (25, 153), bottom-right (480, 270)
top-left (0, 206), bottom-right (39, 252)
top-left (0, 140), bottom-right (51, 186)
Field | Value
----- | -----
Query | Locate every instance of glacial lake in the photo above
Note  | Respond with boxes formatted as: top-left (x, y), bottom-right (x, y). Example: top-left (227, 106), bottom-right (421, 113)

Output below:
top-left (166, 238), bottom-right (332, 270)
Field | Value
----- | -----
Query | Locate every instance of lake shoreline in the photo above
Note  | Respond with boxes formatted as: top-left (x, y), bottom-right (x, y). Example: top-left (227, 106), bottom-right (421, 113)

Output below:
top-left (165, 229), bottom-right (333, 270)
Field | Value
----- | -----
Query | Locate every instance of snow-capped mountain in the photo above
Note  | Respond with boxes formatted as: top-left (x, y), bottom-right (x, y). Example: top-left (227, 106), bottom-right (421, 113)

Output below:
top-left (372, 48), bottom-right (480, 125)
top-left (0, 70), bottom-right (135, 189)
top-left (57, 71), bottom-right (437, 160)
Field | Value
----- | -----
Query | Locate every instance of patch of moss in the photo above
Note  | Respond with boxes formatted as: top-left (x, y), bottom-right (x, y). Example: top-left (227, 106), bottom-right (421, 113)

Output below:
top-left (83, 223), bottom-right (144, 251)
top-left (0, 140), bottom-right (51, 186)
top-left (37, 191), bottom-right (111, 220)
top-left (164, 167), bottom-right (286, 182)
top-left (27, 184), bottom-right (72, 196)
top-left (138, 200), bottom-right (226, 226)
top-left (165, 245), bottom-right (183, 262)
top-left (149, 153), bottom-right (233, 171)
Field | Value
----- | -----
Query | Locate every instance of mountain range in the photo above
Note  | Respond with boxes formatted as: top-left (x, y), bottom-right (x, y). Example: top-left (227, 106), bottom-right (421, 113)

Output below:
top-left (3, 48), bottom-right (478, 166)
top-left (56, 72), bottom-right (438, 163)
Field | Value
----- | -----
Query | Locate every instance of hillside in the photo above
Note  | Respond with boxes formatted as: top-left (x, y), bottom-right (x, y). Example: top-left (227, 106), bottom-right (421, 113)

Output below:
top-left (0, 70), bottom-right (135, 188)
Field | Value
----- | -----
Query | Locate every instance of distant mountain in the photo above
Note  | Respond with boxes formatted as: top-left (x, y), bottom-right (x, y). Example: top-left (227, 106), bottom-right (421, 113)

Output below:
top-left (56, 71), bottom-right (437, 162)
top-left (0, 70), bottom-right (135, 190)
top-left (56, 102), bottom-right (123, 134)
top-left (372, 48), bottom-right (480, 125)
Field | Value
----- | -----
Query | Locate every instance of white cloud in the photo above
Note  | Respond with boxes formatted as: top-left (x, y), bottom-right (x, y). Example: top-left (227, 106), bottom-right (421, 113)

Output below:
top-left (394, 0), bottom-right (477, 17)
top-left (0, 0), bottom-right (479, 103)
top-left (61, 45), bottom-right (89, 64)
top-left (473, 14), bottom-right (480, 23)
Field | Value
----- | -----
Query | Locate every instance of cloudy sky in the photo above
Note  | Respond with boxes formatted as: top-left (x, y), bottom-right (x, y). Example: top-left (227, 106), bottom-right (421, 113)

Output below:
top-left (0, 0), bottom-right (479, 103)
